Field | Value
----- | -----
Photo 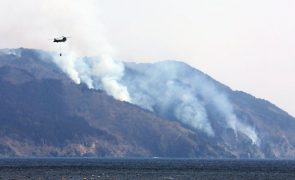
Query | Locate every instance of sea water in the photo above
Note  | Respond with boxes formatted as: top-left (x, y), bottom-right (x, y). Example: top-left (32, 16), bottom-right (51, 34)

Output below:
top-left (0, 158), bottom-right (295, 179)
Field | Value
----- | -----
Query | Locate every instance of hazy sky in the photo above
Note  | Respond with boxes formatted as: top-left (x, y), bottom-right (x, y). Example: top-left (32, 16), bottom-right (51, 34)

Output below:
top-left (0, 0), bottom-right (294, 116)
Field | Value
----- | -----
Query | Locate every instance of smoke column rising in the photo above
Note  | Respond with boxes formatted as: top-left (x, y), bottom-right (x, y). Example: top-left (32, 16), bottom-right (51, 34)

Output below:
top-left (0, 0), bottom-right (258, 143)
top-left (0, 0), bottom-right (130, 101)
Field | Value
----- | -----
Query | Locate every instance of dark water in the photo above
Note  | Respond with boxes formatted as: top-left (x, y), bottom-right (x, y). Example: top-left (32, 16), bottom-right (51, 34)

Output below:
top-left (0, 158), bottom-right (295, 180)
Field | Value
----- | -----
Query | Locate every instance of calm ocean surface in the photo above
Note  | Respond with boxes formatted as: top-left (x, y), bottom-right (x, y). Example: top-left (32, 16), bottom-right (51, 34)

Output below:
top-left (0, 158), bottom-right (295, 179)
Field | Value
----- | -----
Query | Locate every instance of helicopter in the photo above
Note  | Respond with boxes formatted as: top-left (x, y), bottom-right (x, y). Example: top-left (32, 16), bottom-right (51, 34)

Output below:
top-left (52, 36), bottom-right (71, 56)
top-left (53, 36), bottom-right (69, 43)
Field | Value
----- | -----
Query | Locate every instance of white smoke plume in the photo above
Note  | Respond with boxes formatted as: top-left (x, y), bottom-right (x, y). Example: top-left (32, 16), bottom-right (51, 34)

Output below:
top-left (197, 78), bottom-right (259, 144)
top-left (122, 61), bottom-right (259, 144)
top-left (0, 0), bottom-right (131, 101)
top-left (0, 0), bottom-right (258, 143)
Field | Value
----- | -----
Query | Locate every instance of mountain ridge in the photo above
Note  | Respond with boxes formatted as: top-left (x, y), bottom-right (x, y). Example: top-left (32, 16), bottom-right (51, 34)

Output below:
top-left (0, 48), bottom-right (295, 158)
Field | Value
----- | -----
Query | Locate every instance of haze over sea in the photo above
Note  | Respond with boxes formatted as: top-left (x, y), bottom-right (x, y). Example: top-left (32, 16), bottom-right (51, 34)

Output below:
top-left (1, 158), bottom-right (295, 179)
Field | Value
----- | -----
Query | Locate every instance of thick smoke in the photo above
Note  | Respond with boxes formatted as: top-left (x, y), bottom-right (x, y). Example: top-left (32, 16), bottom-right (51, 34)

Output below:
top-left (122, 61), bottom-right (259, 144)
top-left (51, 53), bottom-right (131, 101)
top-left (0, 0), bottom-right (130, 101)
top-left (0, 0), bottom-right (258, 144)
